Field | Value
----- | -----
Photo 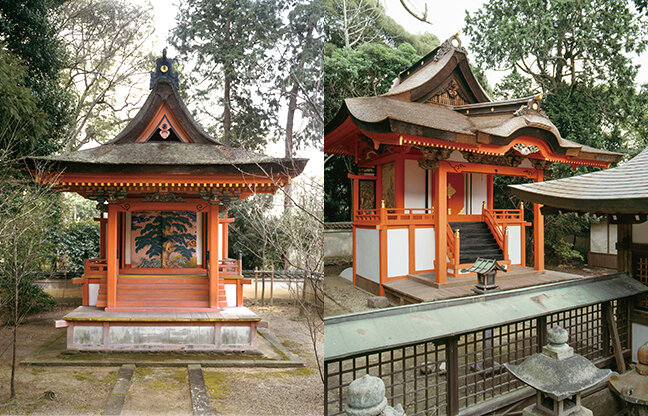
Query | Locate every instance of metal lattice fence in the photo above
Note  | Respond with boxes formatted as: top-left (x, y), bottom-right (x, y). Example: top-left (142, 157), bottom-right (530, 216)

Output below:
top-left (325, 299), bottom-right (630, 416)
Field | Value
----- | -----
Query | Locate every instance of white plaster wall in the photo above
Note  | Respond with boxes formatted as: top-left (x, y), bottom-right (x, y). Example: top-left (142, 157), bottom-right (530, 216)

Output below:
top-left (387, 228), bottom-right (409, 277)
top-left (508, 225), bottom-right (522, 265)
top-left (590, 222), bottom-right (607, 253)
top-left (632, 322), bottom-right (648, 362)
top-left (356, 228), bottom-right (380, 283)
top-left (218, 223), bottom-right (224, 260)
top-left (196, 213), bottom-right (203, 265)
top-left (125, 212), bottom-right (132, 264)
top-left (468, 173), bottom-right (487, 215)
top-left (633, 221), bottom-right (648, 244)
top-left (324, 231), bottom-right (352, 259)
top-left (415, 228), bottom-right (435, 271)
top-left (590, 219), bottom-right (618, 254)
top-left (404, 159), bottom-right (426, 208)
top-left (88, 284), bottom-right (99, 306)
top-left (609, 223), bottom-right (617, 254)
top-left (225, 284), bottom-right (237, 307)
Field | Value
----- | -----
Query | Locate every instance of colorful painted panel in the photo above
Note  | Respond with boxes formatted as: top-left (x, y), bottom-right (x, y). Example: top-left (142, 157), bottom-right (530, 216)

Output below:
top-left (131, 211), bottom-right (198, 268)
top-left (447, 172), bottom-right (465, 215)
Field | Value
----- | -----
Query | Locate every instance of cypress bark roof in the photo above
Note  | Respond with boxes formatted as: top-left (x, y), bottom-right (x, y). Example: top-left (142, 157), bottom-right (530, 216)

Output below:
top-left (30, 52), bottom-right (307, 179)
top-left (325, 35), bottom-right (622, 165)
top-left (510, 148), bottom-right (648, 214)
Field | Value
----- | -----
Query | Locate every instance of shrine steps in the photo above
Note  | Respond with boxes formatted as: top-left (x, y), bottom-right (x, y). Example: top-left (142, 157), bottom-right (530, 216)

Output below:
top-left (449, 221), bottom-right (504, 264)
top-left (96, 275), bottom-right (227, 310)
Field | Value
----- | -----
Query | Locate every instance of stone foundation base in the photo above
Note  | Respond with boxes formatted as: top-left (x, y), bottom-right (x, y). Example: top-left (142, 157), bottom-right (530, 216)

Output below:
top-left (62, 306), bottom-right (262, 352)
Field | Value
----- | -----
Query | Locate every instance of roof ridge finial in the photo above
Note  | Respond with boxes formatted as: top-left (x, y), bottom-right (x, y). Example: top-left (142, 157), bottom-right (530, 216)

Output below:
top-left (150, 49), bottom-right (179, 90)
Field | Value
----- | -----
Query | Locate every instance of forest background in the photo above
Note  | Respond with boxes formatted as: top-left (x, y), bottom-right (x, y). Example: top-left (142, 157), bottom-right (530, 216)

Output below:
top-left (324, 0), bottom-right (648, 265)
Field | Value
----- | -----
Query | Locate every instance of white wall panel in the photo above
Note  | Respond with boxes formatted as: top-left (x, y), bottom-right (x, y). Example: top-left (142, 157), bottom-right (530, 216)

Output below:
top-left (590, 222), bottom-right (608, 253)
top-left (414, 228), bottom-right (435, 271)
top-left (356, 228), bottom-right (380, 283)
top-left (468, 173), bottom-right (487, 215)
top-left (508, 225), bottom-right (522, 265)
top-left (609, 223), bottom-right (617, 254)
top-left (387, 228), bottom-right (409, 277)
top-left (633, 221), bottom-right (648, 244)
top-left (404, 160), bottom-right (426, 208)
top-left (196, 213), bottom-right (203, 265)
top-left (225, 284), bottom-right (237, 307)
top-left (125, 212), bottom-right (132, 265)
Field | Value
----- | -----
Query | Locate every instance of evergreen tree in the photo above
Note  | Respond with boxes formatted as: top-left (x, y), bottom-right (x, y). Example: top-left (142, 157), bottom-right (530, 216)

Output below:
top-left (170, 0), bottom-right (285, 150)
top-left (0, 0), bottom-right (73, 157)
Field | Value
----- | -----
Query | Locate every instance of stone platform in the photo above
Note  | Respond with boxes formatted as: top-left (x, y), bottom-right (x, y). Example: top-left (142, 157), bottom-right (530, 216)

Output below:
top-left (61, 306), bottom-right (264, 352)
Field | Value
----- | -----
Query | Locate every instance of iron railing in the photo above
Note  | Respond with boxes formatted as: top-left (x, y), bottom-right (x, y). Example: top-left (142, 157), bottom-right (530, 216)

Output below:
top-left (325, 298), bottom-right (630, 416)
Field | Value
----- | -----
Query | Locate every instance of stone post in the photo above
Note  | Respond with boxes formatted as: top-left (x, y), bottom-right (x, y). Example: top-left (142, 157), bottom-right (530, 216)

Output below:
top-left (344, 374), bottom-right (405, 416)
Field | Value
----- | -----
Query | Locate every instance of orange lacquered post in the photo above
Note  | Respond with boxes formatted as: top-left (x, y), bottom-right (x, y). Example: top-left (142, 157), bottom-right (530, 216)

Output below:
top-left (106, 204), bottom-right (118, 309)
top-left (435, 165), bottom-right (447, 284)
top-left (209, 204), bottom-right (220, 309)
top-left (533, 171), bottom-right (545, 270)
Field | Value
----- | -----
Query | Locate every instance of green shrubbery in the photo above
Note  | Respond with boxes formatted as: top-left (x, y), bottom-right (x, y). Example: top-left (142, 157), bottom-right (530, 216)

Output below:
top-left (48, 220), bottom-right (100, 276)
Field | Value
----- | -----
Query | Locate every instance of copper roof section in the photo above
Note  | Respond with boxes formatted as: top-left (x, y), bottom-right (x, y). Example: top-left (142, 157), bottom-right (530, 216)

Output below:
top-left (510, 148), bottom-right (648, 214)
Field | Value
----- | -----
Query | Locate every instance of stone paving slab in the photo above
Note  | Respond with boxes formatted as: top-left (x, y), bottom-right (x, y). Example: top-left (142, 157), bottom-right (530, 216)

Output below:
top-left (104, 364), bottom-right (135, 416)
top-left (188, 365), bottom-right (212, 416)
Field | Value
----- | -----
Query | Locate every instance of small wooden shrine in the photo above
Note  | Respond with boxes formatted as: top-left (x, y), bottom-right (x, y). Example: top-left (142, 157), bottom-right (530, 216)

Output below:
top-left (510, 147), bottom-right (648, 361)
top-left (324, 35), bottom-right (621, 295)
top-left (29, 51), bottom-right (306, 351)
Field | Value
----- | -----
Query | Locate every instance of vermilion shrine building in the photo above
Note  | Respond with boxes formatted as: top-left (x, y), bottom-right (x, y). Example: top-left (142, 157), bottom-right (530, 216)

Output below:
top-left (29, 52), bottom-right (306, 351)
top-left (324, 36), bottom-right (622, 296)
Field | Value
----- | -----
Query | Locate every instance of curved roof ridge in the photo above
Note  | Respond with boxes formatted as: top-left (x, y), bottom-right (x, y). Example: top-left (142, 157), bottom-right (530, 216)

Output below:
top-left (383, 35), bottom-right (491, 103)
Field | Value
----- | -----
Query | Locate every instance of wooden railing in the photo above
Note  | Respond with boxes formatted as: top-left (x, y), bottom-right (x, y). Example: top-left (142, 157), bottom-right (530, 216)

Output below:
top-left (354, 208), bottom-right (435, 226)
top-left (84, 258), bottom-right (107, 276)
top-left (218, 258), bottom-right (242, 277)
top-left (447, 223), bottom-right (460, 272)
top-left (488, 208), bottom-right (524, 224)
top-left (483, 209), bottom-right (509, 262)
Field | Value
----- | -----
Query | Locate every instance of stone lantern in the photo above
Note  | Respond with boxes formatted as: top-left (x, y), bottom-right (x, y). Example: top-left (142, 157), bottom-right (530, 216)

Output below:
top-left (344, 374), bottom-right (406, 416)
top-left (504, 326), bottom-right (612, 416)
top-left (461, 257), bottom-right (506, 293)
top-left (608, 340), bottom-right (648, 415)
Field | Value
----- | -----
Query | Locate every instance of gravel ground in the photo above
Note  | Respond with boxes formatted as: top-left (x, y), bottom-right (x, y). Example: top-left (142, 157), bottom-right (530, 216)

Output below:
top-left (0, 307), bottom-right (117, 415)
top-left (324, 274), bottom-right (380, 317)
top-left (201, 302), bottom-right (323, 416)
top-left (0, 302), bottom-right (323, 416)
top-left (122, 367), bottom-right (192, 416)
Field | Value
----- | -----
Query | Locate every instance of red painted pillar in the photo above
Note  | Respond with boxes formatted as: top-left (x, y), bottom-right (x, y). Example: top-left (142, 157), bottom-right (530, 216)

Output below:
top-left (534, 171), bottom-right (545, 271)
top-left (208, 204), bottom-right (220, 309)
top-left (106, 205), bottom-right (118, 309)
top-left (435, 165), bottom-right (448, 284)
top-left (222, 213), bottom-right (229, 260)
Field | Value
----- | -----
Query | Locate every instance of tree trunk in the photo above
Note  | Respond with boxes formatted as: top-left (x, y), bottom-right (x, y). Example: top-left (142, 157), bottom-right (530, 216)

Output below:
top-left (343, 0), bottom-right (350, 47)
top-left (10, 271), bottom-right (18, 399)
top-left (283, 21), bottom-right (315, 211)
top-left (223, 18), bottom-right (233, 146)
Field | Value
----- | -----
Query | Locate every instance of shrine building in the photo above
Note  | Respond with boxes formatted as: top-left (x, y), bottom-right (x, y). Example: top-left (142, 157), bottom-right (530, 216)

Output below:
top-left (324, 35), bottom-right (622, 296)
top-left (28, 51), bottom-right (306, 351)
